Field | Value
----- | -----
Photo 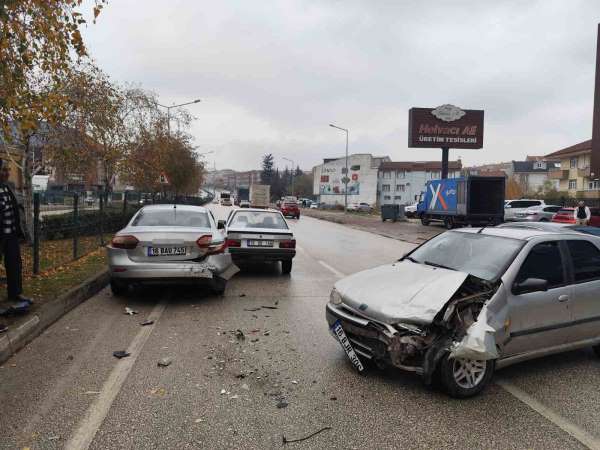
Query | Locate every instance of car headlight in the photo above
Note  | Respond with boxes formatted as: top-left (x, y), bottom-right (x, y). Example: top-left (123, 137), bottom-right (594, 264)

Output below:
top-left (330, 288), bottom-right (343, 305)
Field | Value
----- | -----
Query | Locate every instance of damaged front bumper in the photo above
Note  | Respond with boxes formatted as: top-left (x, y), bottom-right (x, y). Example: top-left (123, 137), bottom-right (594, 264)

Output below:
top-left (326, 302), bottom-right (426, 375)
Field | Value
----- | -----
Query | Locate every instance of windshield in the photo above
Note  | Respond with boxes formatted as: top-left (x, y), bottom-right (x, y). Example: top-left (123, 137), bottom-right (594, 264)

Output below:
top-left (229, 211), bottom-right (288, 229)
top-left (409, 231), bottom-right (524, 281)
top-left (131, 209), bottom-right (211, 228)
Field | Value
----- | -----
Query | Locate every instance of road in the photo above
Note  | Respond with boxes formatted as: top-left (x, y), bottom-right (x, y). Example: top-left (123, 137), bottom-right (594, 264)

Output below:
top-left (1, 205), bottom-right (599, 449)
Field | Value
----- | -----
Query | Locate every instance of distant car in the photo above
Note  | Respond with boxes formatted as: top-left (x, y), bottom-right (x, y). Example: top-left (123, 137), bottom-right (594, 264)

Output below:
top-left (223, 209), bottom-right (296, 274)
top-left (326, 226), bottom-right (600, 398)
top-left (348, 202), bottom-right (373, 213)
top-left (552, 207), bottom-right (600, 226)
top-left (107, 205), bottom-right (237, 296)
top-left (504, 199), bottom-right (547, 221)
top-left (280, 202), bottom-right (300, 219)
top-left (309, 203), bottom-right (318, 209)
top-left (239, 200), bottom-right (250, 208)
top-left (404, 202), bottom-right (418, 218)
top-left (511, 205), bottom-right (561, 222)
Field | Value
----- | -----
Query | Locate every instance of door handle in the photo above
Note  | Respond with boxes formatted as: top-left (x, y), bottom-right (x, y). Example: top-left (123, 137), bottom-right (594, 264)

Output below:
top-left (558, 294), bottom-right (570, 302)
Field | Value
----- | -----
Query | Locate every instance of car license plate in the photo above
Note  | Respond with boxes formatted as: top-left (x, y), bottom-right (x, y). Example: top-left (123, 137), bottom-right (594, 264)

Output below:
top-left (148, 246), bottom-right (187, 257)
top-left (331, 320), bottom-right (364, 372)
top-left (247, 240), bottom-right (274, 247)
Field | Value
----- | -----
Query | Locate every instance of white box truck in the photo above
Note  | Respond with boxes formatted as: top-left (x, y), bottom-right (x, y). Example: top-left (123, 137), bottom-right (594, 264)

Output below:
top-left (250, 184), bottom-right (270, 208)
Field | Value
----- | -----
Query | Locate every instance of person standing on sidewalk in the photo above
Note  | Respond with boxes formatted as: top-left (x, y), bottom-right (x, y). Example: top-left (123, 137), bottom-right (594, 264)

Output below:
top-left (574, 201), bottom-right (591, 225)
top-left (0, 158), bottom-right (32, 322)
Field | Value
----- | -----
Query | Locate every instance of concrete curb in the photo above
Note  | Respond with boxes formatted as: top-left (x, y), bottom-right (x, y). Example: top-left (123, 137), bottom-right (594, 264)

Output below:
top-left (0, 269), bottom-right (110, 365)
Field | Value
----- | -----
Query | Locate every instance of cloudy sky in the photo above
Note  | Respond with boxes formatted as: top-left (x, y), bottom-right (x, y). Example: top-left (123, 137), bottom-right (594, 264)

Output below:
top-left (81, 0), bottom-right (600, 171)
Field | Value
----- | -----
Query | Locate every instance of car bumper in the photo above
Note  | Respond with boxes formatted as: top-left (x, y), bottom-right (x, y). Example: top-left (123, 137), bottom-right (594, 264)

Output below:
top-left (511, 216), bottom-right (541, 222)
top-left (228, 248), bottom-right (295, 262)
top-left (325, 303), bottom-right (423, 375)
top-left (107, 248), bottom-right (238, 281)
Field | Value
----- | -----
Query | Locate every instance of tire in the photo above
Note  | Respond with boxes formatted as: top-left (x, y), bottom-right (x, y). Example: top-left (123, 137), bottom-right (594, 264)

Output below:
top-left (539, 218), bottom-right (548, 222)
top-left (281, 260), bottom-right (293, 274)
top-left (439, 354), bottom-right (495, 398)
top-left (110, 279), bottom-right (129, 296)
top-left (212, 277), bottom-right (227, 295)
top-left (420, 215), bottom-right (430, 226)
top-left (444, 217), bottom-right (454, 230)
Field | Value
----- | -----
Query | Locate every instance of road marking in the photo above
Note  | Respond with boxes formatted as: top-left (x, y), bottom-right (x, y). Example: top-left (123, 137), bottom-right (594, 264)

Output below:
top-left (318, 260), bottom-right (346, 278)
top-left (496, 378), bottom-right (600, 450)
top-left (65, 301), bottom-right (167, 450)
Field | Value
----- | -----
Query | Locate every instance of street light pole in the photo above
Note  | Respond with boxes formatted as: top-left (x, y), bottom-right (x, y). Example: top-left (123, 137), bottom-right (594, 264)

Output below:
top-left (329, 123), bottom-right (349, 213)
top-left (156, 99), bottom-right (201, 137)
top-left (282, 157), bottom-right (295, 197)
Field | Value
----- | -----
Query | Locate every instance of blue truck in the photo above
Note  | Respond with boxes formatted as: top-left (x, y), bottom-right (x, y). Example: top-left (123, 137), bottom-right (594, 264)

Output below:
top-left (417, 176), bottom-right (505, 229)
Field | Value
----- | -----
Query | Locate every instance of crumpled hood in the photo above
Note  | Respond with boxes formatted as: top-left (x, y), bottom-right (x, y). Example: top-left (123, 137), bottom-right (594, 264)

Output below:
top-left (335, 261), bottom-right (469, 325)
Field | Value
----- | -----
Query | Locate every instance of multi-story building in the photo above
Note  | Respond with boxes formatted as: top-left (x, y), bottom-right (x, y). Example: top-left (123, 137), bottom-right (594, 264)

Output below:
top-left (511, 160), bottom-right (560, 195)
top-left (545, 140), bottom-right (599, 198)
top-left (377, 161), bottom-right (462, 206)
top-left (312, 154), bottom-right (390, 206)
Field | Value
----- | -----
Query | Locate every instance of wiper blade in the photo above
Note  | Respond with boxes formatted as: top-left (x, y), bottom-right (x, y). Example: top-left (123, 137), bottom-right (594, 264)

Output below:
top-left (402, 256), bottom-right (419, 263)
top-left (423, 260), bottom-right (455, 271)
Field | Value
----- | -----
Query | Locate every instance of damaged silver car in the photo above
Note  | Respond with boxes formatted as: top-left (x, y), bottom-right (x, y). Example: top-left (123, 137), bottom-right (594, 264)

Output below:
top-left (107, 204), bottom-right (239, 295)
top-left (326, 227), bottom-right (600, 397)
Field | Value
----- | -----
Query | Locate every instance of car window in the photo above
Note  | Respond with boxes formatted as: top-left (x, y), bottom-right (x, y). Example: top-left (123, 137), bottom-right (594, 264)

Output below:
top-left (544, 206), bottom-right (561, 213)
top-left (229, 211), bottom-right (288, 229)
top-left (566, 240), bottom-right (600, 282)
top-left (510, 200), bottom-right (541, 208)
top-left (515, 242), bottom-right (564, 288)
top-left (557, 208), bottom-right (573, 215)
top-left (131, 209), bottom-right (211, 227)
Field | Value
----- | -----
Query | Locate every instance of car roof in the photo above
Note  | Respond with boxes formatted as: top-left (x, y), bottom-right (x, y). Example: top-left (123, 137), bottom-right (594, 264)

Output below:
top-left (232, 208), bottom-right (281, 213)
top-left (139, 204), bottom-right (208, 212)
top-left (453, 225), bottom-right (581, 240)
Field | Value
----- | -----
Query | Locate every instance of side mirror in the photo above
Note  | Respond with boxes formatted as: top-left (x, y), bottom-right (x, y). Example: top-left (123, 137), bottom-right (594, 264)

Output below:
top-left (513, 278), bottom-right (548, 295)
top-left (217, 220), bottom-right (226, 230)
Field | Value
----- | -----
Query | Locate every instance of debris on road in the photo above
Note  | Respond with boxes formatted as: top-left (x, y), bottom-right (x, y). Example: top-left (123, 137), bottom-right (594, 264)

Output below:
top-left (241, 383), bottom-right (249, 390)
top-left (158, 357), bottom-right (172, 367)
top-left (276, 399), bottom-right (288, 409)
top-left (124, 307), bottom-right (138, 315)
top-left (194, 418), bottom-right (204, 423)
top-left (220, 389), bottom-right (227, 395)
top-left (244, 307), bottom-right (261, 312)
top-left (261, 305), bottom-right (278, 309)
top-left (140, 320), bottom-right (154, 326)
top-left (291, 380), bottom-right (298, 385)
top-left (282, 427), bottom-right (332, 445)
top-left (235, 329), bottom-right (245, 341)
top-left (235, 373), bottom-right (246, 379)
top-left (239, 293), bottom-right (246, 297)
top-left (263, 330), bottom-right (270, 336)
top-left (329, 395), bottom-right (337, 401)
top-left (113, 350), bottom-right (131, 359)
top-left (250, 338), bottom-right (259, 343)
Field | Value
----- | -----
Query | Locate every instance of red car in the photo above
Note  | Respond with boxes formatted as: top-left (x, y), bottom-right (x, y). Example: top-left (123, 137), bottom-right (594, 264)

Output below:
top-left (280, 202), bottom-right (300, 219)
top-left (552, 207), bottom-right (600, 226)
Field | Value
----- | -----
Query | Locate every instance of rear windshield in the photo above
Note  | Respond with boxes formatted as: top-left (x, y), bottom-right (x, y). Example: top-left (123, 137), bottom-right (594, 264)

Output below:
top-left (283, 203), bottom-right (297, 207)
top-left (229, 211), bottom-right (288, 229)
top-left (508, 200), bottom-right (541, 208)
top-left (131, 209), bottom-right (211, 227)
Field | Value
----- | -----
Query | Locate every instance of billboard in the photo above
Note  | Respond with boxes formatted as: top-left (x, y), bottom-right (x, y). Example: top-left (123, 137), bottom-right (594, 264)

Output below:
top-left (408, 105), bottom-right (484, 149)
top-left (319, 162), bottom-right (360, 195)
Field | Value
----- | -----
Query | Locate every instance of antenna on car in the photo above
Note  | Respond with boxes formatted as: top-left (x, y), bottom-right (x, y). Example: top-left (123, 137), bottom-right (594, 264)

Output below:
top-left (477, 226), bottom-right (485, 234)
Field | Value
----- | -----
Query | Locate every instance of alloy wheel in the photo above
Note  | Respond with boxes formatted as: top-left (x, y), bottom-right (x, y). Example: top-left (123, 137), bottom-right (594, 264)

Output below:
top-left (452, 358), bottom-right (486, 389)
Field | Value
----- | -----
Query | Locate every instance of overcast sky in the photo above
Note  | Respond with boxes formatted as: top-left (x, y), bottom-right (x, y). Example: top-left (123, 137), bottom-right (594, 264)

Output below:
top-left (81, 0), bottom-right (600, 171)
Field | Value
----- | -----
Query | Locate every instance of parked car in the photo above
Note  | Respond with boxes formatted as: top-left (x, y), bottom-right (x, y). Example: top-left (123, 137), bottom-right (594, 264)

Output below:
top-left (511, 205), bottom-right (561, 222)
top-left (504, 199), bottom-right (547, 221)
top-left (498, 221), bottom-right (600, 237)
top-left (348, 202), bottom-right (373, 213)
top-left (404, 202), bottom-right (418, 218)
top-left (551, 207), bottom-right (600, 226)
top-left (222, 208), bottom-right (296, 274)
top-left (239, 200), bottom-right (251, 208)
top-left (107, 205), bottom-right (238, 296)
top-left (309, 203), bottom-right (318, 209)
top-left (326, 226), bottom-right (600, 398)
top-left (279, 201), bottom-right (300, 219)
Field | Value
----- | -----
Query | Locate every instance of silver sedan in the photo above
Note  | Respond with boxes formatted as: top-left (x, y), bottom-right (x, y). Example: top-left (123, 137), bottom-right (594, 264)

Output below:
top-left (107, 204), bottom-right (238, 295)
top-left (326, 227), bottom-right (600, 397)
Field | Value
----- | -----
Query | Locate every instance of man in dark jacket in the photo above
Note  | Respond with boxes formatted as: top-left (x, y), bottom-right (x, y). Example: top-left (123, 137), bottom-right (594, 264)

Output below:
top-left (0, 159), bottom-right (32, 325)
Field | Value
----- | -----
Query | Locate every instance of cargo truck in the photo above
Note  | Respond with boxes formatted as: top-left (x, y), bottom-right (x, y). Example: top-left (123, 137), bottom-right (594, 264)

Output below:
top-left (417, 176), bottom-right (505, 229)
top-left (250, 184), bottom-right (270, 208)
top-left (236, 187), bottom-right (249, 205)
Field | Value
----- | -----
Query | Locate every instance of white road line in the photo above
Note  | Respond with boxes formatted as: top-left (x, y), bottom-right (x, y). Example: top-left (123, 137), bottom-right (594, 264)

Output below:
top-left (65, 301), bottom-right (168, 450)
top-left (318, 260), bottom-right (346, 278)
top-left (496, 378), bottom-right (600, 450)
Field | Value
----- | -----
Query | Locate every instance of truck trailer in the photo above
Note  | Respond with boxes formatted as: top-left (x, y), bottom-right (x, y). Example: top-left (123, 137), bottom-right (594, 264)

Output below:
top-left (250, 184), bottom-right (270, 208)
top-left (417, 176), bottom-right (505, 229)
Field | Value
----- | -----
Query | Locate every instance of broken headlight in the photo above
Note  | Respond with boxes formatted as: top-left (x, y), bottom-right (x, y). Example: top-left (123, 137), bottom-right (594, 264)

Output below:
top-left (330, 288), bottom-right (342, 305)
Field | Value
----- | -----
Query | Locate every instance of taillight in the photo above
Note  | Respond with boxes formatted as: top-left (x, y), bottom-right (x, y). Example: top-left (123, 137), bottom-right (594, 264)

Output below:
top-left (111, 235), bottom-right (139, 249)
top-left (225, 238), bottom-right (241, 248)
top-left (197, 234), bottom-right (226, 255)
top-left (279, 239), bottom-right (296, 249)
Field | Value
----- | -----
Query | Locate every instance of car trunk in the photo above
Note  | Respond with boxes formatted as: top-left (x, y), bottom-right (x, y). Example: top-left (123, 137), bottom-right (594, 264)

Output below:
top-left (119, 226), bottom-right (216, 263)
top-left (466, 177), bottom-right (505, 216)
top-left (227, 228), bottom-right (293, 249)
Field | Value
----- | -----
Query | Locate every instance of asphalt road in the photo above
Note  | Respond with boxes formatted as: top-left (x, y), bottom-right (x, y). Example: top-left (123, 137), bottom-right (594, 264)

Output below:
top-left (1, 205), bottom-right (599, 449)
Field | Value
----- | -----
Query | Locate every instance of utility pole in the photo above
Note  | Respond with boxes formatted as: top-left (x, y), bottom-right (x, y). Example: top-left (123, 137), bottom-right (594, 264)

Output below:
top-left (283, 157), bottom-right (295, 197)
top-left (329, 124), bottom-right (349, 213)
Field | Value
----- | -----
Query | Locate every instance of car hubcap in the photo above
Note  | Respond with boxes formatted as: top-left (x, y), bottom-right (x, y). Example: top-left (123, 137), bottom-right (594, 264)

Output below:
top-left (452, 358), bottom-right (486, 389)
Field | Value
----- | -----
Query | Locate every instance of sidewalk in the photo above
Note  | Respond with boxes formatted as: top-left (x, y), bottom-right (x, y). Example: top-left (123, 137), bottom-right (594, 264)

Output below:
top-left (302, 208), bottom-right (444, 244)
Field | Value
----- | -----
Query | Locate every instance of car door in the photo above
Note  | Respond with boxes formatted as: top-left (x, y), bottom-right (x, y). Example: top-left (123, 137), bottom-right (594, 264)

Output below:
top-left (563, 239), bottom-right (600, 342)
top-left (503, 240), bottom-right (573, 356)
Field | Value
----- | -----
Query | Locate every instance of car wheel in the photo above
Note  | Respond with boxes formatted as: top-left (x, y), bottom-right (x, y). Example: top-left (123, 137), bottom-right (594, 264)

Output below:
top-left (110, 279), bottom-right (129, 296)
top-left (439, 355), bottom-right (494, 398)
top-left (212, 277), bottom-right (227, 295)
top-left (539, 218), bottom-right (548, 222)
top-left (281, 260), bottom-right (293, 274)
top-left (444, 217), bottom-right (454, 229)
top-left (420, 215), bottom-right (430, 226)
